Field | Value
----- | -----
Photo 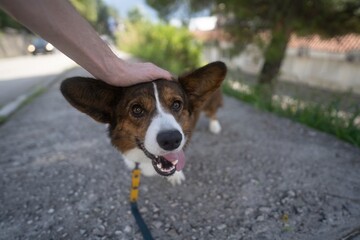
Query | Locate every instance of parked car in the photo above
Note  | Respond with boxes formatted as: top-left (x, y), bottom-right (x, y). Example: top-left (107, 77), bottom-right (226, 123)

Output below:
top-left (27, 38), bottom-right (54, 55)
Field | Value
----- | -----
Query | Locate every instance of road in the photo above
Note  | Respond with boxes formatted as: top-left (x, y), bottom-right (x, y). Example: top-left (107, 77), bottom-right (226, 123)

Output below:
top-left (0, 51), bottom-right (76, 106)
top-left (0, 66), bottom-right (359, 239)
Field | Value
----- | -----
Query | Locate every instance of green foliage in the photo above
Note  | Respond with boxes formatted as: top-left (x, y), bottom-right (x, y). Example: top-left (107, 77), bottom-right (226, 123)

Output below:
top-left (117, 14), bottom-right (202, 74)
top-left (70, 0), bottom-right (118, 35)
top-left (223, 78), bottom-right (360, 148)
top-left (127, 8), bottom-right (145, 23)
top-left (0, 9), bottom-right (24, 30)
top-left (70, 0), bottom-right (98, 24)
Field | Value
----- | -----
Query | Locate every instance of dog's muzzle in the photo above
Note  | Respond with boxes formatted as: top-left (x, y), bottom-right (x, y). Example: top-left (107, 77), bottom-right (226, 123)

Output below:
top-left (136, 140), bottom-right (185, 177)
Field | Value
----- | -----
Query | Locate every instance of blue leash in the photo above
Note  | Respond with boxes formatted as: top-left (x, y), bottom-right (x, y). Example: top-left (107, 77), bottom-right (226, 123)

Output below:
top-left (130, 164), bottom-right (154, 240)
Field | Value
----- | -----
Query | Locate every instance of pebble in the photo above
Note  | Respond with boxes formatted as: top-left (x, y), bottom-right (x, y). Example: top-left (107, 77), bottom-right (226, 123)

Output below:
top-left (48, 208), bottom-right (55, 214)
top-left (217, 224), bottom-right (227, 230)
top-left (153, 206), bottom-right (160, 213)
top-left (259, 207), bottom-right (271, 213)
top-left (124, 225), bottom-right (132, 233)
top-left (92, 225), bottom-right (105, 236)
top-left (287, 190), bottom-right (296, 197)
top-left (153, 221), bottom-right (163, 229)
top-left (167, 228), bottom-right (179, 237)
top-left (245, 208), bottom-right (254, 215)
top-left (256, 215), bottom-right (265, 221)
top-left (139, 207), bottom-right (148, 213)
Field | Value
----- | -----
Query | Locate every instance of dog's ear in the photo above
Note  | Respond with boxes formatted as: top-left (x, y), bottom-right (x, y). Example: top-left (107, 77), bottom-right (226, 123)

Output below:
top-left (60, 77), bottom-right (117, 123)
top-left (179, 61), bottom-right (227, 110)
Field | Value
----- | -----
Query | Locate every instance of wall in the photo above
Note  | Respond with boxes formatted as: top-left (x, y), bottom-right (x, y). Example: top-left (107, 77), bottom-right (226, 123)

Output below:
top-left (281, 50), bottom-right (360, 93)
top-left (204, 44), bottom-right (360, 94)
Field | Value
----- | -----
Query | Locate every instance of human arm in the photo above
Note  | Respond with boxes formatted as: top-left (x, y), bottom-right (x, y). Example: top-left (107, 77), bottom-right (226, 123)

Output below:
top-left (0, 0), bottom-right (172, 86)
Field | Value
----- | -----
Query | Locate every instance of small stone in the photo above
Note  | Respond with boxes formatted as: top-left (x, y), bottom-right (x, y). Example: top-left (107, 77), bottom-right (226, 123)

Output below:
top-left (256, 215), bottom-right (265, 221)
top-left (115, 230), bottom-right (122, 235)
top-left (171, 203), bottom-right (179, 208)
top-left (153, 206), bottom-right (160, 213)
top-left (93, 225), bottom-right (105, 236)
top-left (168, 228), bottom-right (179, 237)
top-left (124, 225), bottom-right (132, 233)
top-left (245, 208), bottom-right (254, 216)
top-left (259, 207), bottom-right (271, 213)
top-left (287, 190), bottom-right (296, 197)
top-left (153, 221), bottom-right (163, 229)
top-left (217, 224), bottom-right (227, 230)
top-left (139, 207), bottom-right (148, 213)
top-left (48, 208), bottom-right (55, 214)
top-left (281, 197), bottom-right (289, 204)
top-left (80, 229), bottom-right (86, 235)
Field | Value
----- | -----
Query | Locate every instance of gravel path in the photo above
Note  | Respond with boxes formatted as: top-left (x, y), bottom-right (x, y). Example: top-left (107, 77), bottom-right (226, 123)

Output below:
top-left (1, 68), bottom-right (360, 240)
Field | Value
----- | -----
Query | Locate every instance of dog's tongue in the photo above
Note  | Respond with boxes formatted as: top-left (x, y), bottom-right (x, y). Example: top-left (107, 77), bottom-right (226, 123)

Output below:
top-left (162, 150), bottom-right (185, 171)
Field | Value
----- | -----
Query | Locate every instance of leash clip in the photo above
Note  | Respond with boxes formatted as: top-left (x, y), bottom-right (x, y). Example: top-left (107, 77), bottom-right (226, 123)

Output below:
top-left (130, 162), bottom-right (141, 202)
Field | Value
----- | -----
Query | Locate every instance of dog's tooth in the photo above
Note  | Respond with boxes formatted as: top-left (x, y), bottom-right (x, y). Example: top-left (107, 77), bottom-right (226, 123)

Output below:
top-left (172, 160), bottom-right (178, 166)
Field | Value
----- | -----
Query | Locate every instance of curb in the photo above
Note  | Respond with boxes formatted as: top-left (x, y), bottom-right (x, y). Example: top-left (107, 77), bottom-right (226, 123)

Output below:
top-left (0, 66), bottom-right (79, 124)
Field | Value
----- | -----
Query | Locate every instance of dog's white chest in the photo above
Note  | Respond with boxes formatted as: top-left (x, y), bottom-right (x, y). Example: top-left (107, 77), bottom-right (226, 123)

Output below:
top-left (123, 148), bottom-right (157, 176)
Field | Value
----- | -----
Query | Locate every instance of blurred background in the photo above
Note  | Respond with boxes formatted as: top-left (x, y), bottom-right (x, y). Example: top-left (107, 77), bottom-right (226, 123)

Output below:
top-left (0, 0), bottom-right (359, 147)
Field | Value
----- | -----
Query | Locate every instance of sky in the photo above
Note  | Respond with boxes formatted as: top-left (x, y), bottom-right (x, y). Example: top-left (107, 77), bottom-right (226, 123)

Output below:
top-left (103, 0), bottom-right (214, 30)
top-left (103, 0), bottom-right (158, 20)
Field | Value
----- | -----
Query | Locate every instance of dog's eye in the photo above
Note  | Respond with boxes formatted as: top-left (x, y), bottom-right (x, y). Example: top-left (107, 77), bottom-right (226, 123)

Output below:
top-left (131, 104), bottom-right (145, 117)
top-left (171, 100), bottom-right (182, 112)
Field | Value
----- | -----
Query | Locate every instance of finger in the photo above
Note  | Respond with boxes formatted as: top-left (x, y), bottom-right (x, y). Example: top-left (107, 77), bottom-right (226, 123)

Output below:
top-left (159, 70), bottom-right (173, 81)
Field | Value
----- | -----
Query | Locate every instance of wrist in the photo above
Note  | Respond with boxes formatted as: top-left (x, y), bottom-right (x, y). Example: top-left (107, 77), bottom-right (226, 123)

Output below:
top-left (96, 54), bottom-right (127, 86)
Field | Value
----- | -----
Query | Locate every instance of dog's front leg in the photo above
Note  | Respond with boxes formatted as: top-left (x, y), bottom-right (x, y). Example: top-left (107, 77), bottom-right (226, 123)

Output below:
top-left (167, 171), bottom-right (185, 185)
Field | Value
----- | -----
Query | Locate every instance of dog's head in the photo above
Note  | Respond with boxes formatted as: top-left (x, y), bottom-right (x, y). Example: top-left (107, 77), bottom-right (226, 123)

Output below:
top-left (60, 61), bottom-right (226, 176)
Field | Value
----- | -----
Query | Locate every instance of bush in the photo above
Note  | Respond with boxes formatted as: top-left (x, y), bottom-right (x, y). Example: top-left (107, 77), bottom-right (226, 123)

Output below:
top-left (117, 20), bottom-right (202, 75)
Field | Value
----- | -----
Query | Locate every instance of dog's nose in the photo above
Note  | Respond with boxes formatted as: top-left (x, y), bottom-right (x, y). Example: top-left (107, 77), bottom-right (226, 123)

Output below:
top-left (157, 130), bottom-right (182, 151)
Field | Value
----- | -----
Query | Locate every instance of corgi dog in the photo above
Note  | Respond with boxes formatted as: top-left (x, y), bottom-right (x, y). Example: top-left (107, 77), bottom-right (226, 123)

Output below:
top-left (60, 61), bottom-right (226, 185)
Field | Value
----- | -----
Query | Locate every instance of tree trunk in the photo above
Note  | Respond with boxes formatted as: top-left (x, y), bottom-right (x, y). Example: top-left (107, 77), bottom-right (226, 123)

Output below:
top-left (258, 28), bottom-right (290, 85)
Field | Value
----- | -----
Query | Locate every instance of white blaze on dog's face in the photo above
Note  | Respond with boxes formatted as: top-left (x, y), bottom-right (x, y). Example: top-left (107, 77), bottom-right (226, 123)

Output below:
top-left (144, 83), bottom-right (185, 155)
top-left (117, 80), bottom-right (191, 176)
top-left (60, 61), bottom-right (227, 177)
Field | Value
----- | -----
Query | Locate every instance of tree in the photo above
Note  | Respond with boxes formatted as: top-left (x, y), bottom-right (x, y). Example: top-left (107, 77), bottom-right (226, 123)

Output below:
top-left (127, 7), bottom-right (145, 24)
top-left (147, 0), bottom-right (360, 86)
top-left (70, 0), bottom-right (118, 35)
top-left (70, 0), bottom-right (98, 26)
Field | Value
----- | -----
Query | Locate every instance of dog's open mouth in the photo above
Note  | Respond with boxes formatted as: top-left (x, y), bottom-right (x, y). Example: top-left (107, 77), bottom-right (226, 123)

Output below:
top-left (137, 140), bottom-right (185, 177)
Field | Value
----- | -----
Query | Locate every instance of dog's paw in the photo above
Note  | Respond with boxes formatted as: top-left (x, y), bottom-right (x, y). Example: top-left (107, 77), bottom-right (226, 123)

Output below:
top-left (209, 119), bottom-right (221, 134)
top-left (167, 171), bottom-right (185, 185)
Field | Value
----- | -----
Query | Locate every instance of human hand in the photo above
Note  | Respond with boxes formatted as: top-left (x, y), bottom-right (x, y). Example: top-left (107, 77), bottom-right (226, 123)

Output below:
top-left (103, 60), bottom-right (173, 87)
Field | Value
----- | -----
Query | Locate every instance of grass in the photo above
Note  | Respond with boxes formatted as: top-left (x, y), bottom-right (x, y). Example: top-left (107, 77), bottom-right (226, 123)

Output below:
top-left (223, 78), bottom-right (360, 148)
top-left (0, 116), bottom-right (6, 125)
top-left (0, 87), bottom-right (46, 126)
